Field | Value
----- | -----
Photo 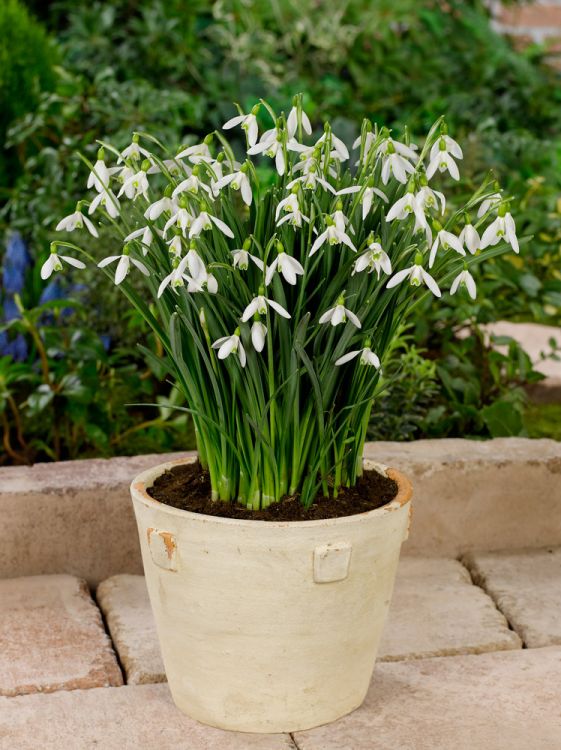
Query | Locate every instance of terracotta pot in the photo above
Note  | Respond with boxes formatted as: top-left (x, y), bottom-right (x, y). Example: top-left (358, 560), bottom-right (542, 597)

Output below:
top-left (130, 456), bottom-right (412, 733)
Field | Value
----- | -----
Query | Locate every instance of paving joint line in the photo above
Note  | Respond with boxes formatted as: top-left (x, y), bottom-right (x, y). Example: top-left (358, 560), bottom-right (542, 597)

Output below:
top-left (91, 586), bottom-right (127, 685)
top-left (289, 732), bottom-right (302, 749)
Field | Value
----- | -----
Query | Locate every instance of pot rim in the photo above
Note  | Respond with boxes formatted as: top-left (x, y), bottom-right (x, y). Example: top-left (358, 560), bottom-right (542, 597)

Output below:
top-left (131, 456), bottom-right (412, 529)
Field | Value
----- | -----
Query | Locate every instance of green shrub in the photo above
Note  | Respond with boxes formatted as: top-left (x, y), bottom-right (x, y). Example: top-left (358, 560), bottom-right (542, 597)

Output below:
top-left (0, 0), bottom-right (56, 190)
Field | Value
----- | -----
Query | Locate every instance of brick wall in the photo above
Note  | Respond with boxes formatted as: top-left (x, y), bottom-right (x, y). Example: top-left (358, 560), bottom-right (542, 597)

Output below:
top-left (490, 1), bottom-right (561, 48)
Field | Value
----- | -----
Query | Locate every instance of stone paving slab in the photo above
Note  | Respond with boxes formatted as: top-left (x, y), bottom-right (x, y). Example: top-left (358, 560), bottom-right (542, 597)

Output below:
top-left (294, 647), bottom-right (561, 750)
top-left (97, 560), bottom-right (520, 686)
top-left (0, 683), bottom-right (294, 750)
top-left (0, 574), bottom-right (123, 697)
top-left (463, 547), bottom-right (561, 648)
top-left (378, 558), bottom-right (521, 660)
top-left (97, 574), bottom-right (165, 684)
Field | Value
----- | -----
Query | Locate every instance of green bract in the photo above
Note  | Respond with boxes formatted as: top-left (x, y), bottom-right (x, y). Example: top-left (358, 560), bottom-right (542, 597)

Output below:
top-left (46, 97), bottom-right (520, 509)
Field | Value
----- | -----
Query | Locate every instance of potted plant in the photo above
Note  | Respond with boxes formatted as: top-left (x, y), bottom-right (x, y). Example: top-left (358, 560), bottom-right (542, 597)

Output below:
top-left (45, 96), bottom-right (519, 732)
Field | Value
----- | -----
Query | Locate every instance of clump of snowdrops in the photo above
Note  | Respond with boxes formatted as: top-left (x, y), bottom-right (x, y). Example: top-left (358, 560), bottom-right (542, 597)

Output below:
top-left (45, 96), bottom-right (520, 508)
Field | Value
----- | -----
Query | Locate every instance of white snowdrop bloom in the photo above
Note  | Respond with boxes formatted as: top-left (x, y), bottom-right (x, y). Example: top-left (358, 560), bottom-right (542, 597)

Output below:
top-left (429, 135), bottom-right (463, 161)
top-left (429, 229), bottom-right (465, 268)
top-left (387, 262), bottom-right (441, 297)
top-left (265, 253), bottom-right (304, 286)
top-left (223, 111), bottom-right (259, 147)
top-left (118, 168), bottom-right (149, 201)
top-left (88, 189), bottom-right (120, 218)
top-left (241, 296), bottom-right (291, 322)
top-left (167, 235), bottom-right (183, 258)
top-left (459, 224), bottom-right (480, 254)
top-left (480, 212), bottom-right (519, 253)
top-left (147, 158), bottom-right (186, 177)
top-left (287, 107), bottom-right (312, 138)
top-left (176, 143), bottom-right (213, 164)
top-left (87, 159), bottom-right (118, 193)
top-left (450, 268), bottom-right (477, 300)
top-left (164, 208), bottom-right (194, 237)
top-left (332, 209), bottom-right (351, 233)
top-left (118, 139), bottom-right (151, 164)
top-left (56, 207), bottom-right (99, 238)
top-left (310, 223), bottom-right (357, 256)
top-left (275, 193), bottom-right (300, 220)
top-left (189, 211), bottom-right (234, 239)
top-left (247, 129), bottom-right (286, 175)
top-left (426, 148), bottom-right (460, 181)
top-left (335, 346), bottom-right (380, 368)
top-left (172, 174), bottom-right (212, 198)
top-left (157, 256), bottom-right (190, 297)
top-left (231, 249), bottom-right (264, 271)
top-left (386, 192), bottom-right (427, 229)
top-left (352, 242), bottom-right (392, 278)
top-left (376, 136), bottom-right (418, 162)
top-left (276, 193), bottom-right (309, 228)
top-left (336, 185), bottom-right (388, 219)
top-left (381, 152), bottom-right (416, 185)
top-left (316, 131), bottom-right (349, 161)
top-left (416, 185), bottom-right (446, 214)
top-left (352, 131), bottom-right (375, 152)
top-left (212, 331), bottom-right (246, 367)
top-left (286, 171), bottom-right (335, 194)
top-left (40, 249), bottom-right (85, 280)
top-left (98, 253), bottom-right (150, 285)
top-left (124, 226), bottom-right (155, 255)
top-left (144, 196), bottom-right (176, 221)
top-left (214, 170), bottom-right (252, 206)
top-left (319, 301), bottom-right (361, 328)
top-left (476, 192), bottom-right (502, 218)
top-left (187, 268), bottom-right (218, 294)
top-left (251, 321), bottom-right (268, 352)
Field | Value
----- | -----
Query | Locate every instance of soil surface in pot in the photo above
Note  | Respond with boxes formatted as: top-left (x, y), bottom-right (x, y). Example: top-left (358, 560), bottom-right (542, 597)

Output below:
top-left (147, 462), bottom-right (398, 521)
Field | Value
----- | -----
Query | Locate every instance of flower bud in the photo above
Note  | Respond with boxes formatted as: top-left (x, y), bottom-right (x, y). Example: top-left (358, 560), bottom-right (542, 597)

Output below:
top-left (243, 238), bottom-right (252, 251)
top-left (414, 252), bottom-right (424, 265)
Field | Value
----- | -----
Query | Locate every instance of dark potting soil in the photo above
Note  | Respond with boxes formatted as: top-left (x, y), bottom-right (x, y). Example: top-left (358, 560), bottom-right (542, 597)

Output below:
top-left (147, 461), bottom-right (398, 521)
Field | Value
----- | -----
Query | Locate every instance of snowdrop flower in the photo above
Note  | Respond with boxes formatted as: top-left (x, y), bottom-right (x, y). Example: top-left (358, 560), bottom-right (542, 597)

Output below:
top-left (147, 159), bottom-right (186, 177)
top-left (40, 245), bottom-right (85, 280)
top-left (157, 256), bottom-right (190, 297)
top-left (429, 134), bottom-right (463, 161)
top-left (310, 219), bottom-right (357, 256)
top-left (223, 107), bottom-right (259, 147)
top-left (118, 137), bottom-right (151, 164)
top-left (319, 297), bottom-right (361, 328)
top-left (337, 184), bottom-right (388, 220)
top-left (241, 295), bottom-right (291, 322)
top-left (287, 169), bottom-right (335, 194)
top-left (124, 226), bottom-right (155, 255)
top-left (247, 129), bottom-right (286, 175)
top-left (429, 227), bottom-right (465, 268)
top-left (265, 252), bottom-right (304, 286)
top-left (376, 136), bottom-right (418, 162)
top-left (187, 268), bottom-right (218, 294)
top-left (316, 131), bottom-right (349, 161)
top-left (167, 235), bottom-right (183, 258)
top-left (118, 167), bottom-right (149, 201)
top-left (427, 137), bottom-right (462, 181)
top-left (88, 189), bottom-right (120, 218)
top-left (164, 206), bottom-right (194, 237)
top-left (353, 239), bottom-right (392, 278)
top-left (56, 204), bottom-right (99, 238)
top-left (172, 173), bottom-right (212, 198)
top-left (251, 321), bottom-right (268, 352)
top-left (476, 192), bottom-right (502, 219)
top-left (387, 257), bottom-right (441, 297)
top-left (144, 195), bottom-right (176, 221)
top-left (276, 193), bottom-right (309, 228)
top-left (287, 106), bottom-right (312, 138)
top-left (416, 185), bottom-right (445, 214)
top-left (87, 152), bottom-right (118, 193)
top-left (214, 168), bottom-right (252, 206)
top-left (232, 248), bottom-right (264, 271)
top-left (98, 249), bottom-right (150, 285)
top-left (176, 142), bottom-right (213, 164)
top-left (189, 211), bottom-right (234, 239)
top-left (450, 267), bottom-right (477, 300)
top-left (386, 190), bottom-right (427, 230)
top-left (185, 248), bottom-right (206, 280)
top-left (459, 223), bottom-right (480, 254)
top-left (480, 210), bottom-right (519, 253)
top-left (335, 346), bottom-right (380, 368)
top-left (212, 329), bottom-right (246, 367)
top-left (381, 150), bottom-right (416, 185)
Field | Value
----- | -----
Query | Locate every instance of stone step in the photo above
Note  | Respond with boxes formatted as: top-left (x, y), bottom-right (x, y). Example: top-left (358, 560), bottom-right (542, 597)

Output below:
top-left (97, 558), bottom-right (520, 685)
top-left (0, 574), bottom-right (122, 697)
top-left (0, 683), bottom-right (294, 750)
top-left (294, 647), bottom-right (561, 750)
top-left (463, 546), bottom-right (561, 648)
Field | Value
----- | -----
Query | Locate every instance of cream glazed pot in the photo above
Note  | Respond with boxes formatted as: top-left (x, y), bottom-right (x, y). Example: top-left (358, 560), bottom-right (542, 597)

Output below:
top-left (130, 457), bottom-right (412, 733)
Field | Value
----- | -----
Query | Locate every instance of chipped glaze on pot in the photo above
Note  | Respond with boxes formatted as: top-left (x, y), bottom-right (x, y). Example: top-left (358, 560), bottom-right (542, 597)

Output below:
top-left (130, 457), bottom-right (412, 733)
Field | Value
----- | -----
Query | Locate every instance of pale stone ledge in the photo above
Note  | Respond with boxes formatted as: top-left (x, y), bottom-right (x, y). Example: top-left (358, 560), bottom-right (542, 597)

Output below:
top-left (294, 647), bottom-right (561, 750)
top-left (0, 683), bottom-right (294, 750)
top-left (0, 575), bottom-right (122, 697)
top-left (1, 438), bottom-right (561, 584)
top-left (463, 547), bottom-right (561, 648)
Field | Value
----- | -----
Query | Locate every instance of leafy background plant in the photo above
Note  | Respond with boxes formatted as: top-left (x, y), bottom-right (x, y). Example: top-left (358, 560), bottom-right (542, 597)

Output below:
top-left (1, 0), bottom-right (560, 464)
